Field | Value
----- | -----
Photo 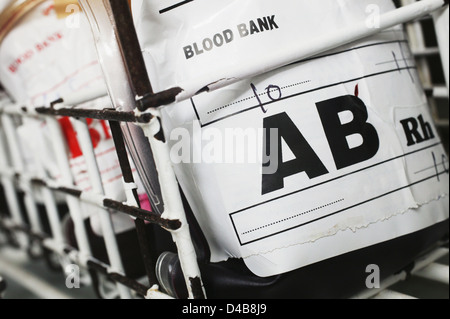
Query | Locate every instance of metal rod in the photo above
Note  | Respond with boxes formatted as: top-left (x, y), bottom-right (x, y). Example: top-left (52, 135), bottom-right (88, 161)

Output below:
top-left (24, 175), bottom-right (181, 230)
top-left (32, 156), bottom-right (65, 246)
top-left (108, 120), bottom-right (159, 287)
top-left (34, 106), bottom-right (152, 123)
top-left (45, 117), bottom-right (92, 264)
top-left (424, 85), bottom-right (449, 99)
top-left (14, 116), bottom-right (66, 248)
top-left (0, 221), bottom-right (153, 298)
top-left (91, 0), bottom-right (206, 298)
top-left (415, 262), bottom-right (449, 284)
top-left (107, 0), bottom-right (154, 104)
top-left (432, 4), bottom-right (449, 92)
top-left (0, 124), bottom-right (26, 235)
top-left (139, 114), bottom-right (206, 299)
top-left (86, 259), bottom-right (149, 297)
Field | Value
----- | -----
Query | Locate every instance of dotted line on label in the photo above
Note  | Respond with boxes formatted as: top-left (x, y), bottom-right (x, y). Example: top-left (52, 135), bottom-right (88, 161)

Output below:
top-left (206, 80), bottom-right (311, 115)
top-left (241, 198), bottom-right (345, 235)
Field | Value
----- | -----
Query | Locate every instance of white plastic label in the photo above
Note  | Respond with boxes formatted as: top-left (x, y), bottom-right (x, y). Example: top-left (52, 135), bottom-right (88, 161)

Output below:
top-left (134, 0), bottom-right (449, 277)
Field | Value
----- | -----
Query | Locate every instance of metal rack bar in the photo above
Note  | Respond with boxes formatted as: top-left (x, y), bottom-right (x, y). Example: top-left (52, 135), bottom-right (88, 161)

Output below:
top-left (353, 247), bottom-right (449, 299)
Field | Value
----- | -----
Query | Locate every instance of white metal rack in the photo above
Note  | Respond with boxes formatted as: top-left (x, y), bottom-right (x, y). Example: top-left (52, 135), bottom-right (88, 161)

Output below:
top-left (0, 0), bottom-right (448, 300)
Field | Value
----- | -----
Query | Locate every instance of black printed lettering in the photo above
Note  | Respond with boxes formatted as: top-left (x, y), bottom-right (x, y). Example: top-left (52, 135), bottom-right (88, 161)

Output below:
top-left (267, 15), bottom-right (279, 30)
top-left (183, 45), bottom-right (194, 59)
top-left (400, 114), bottom-right (435, 147)
top-left (249, 20), bottom-right (260, 35)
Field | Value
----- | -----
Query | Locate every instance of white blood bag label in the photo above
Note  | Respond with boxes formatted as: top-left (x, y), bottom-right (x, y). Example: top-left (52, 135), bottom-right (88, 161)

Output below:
top-left (133, 0), bottom-right (449, 276)
top-left (0, 1), bottom-right (146, 234)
